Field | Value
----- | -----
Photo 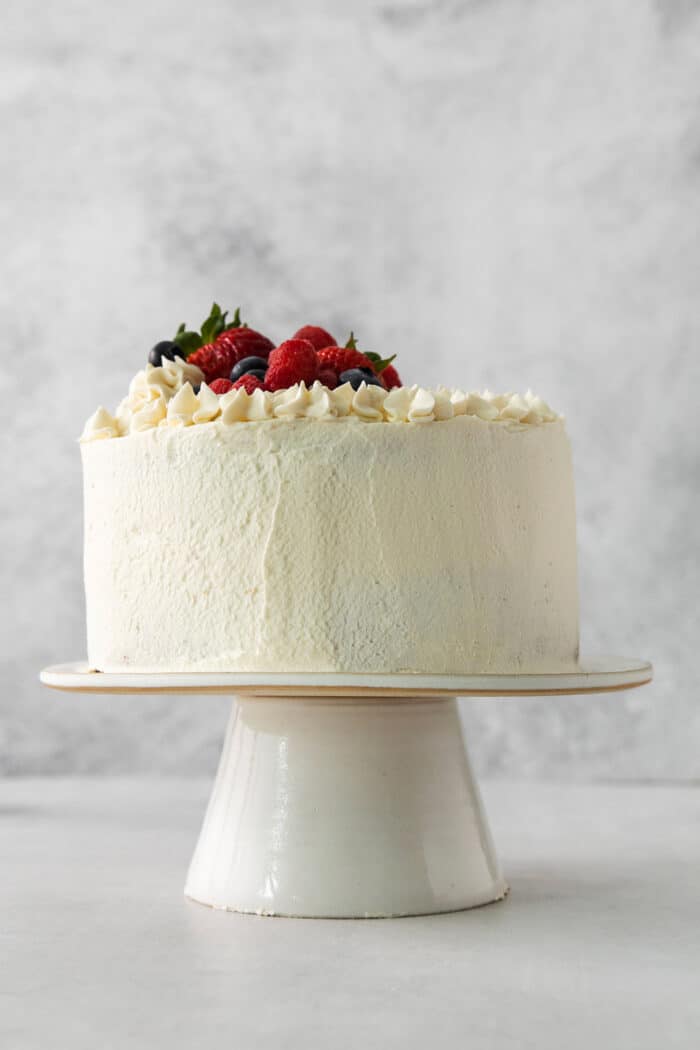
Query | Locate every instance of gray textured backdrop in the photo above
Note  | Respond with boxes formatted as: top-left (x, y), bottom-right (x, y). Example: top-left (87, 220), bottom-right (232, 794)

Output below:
top-left (2, 0), bottom-right (698, 779)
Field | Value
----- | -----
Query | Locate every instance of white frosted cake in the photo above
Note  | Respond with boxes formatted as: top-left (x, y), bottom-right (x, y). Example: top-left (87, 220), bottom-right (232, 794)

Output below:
top-left (80, 306), bottom-right (579, 674)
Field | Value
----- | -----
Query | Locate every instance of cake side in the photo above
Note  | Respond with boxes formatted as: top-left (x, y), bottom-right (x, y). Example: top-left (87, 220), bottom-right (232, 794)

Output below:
top-left (82, 414), bottom-right (579, 674)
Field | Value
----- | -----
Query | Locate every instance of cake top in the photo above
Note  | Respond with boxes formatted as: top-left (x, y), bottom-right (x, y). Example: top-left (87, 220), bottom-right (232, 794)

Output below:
top-left (81, 302), bottom-right (561, 441)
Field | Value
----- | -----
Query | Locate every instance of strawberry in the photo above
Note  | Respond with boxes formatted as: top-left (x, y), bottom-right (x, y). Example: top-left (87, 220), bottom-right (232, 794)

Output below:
top-left (357, 336), bottom-right (400, 388)
top-left (189, 329), bottom-right (274, 383)
top-left (185, 344), bottom-right (223, 383)
top-left (316, 345), bottom-right (376, 380)
top-left (214, 326), bottom-right (274, 364)
top-left (379, 363), bottom-right (402, 389)
top-left (319, 332), bottom-right (401, 388)
top-left (232, 374), bottom-right (265, 394)
top-left (173, 303), bottom-right (273, 383)
top-left (265, 339), bottom-right (318, 391)
top-left (210, 378), bottom-right (234, 395)
top-left (292, 325), bottom-right (336, 352)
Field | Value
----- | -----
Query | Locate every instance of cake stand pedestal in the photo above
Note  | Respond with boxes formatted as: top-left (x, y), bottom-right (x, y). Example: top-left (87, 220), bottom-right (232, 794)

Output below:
top-left (40, 658), bottom-right (652, 919)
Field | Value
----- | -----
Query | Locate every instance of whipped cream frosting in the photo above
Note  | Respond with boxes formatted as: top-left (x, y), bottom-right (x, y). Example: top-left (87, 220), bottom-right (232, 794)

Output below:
top-left (81, 368), bottom-right (560, 441)
top-left (82, 412), bottom-right (580, 674)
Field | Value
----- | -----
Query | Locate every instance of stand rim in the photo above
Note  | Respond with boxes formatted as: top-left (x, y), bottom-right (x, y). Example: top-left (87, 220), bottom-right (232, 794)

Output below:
top-left (39, 656), bottom-right (653, 697)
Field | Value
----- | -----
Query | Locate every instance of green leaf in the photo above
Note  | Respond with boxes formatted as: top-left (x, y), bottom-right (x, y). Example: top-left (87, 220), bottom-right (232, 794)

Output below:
top-left (173, 329), bottom-right (203, 356)
top-left (364, 351), bottom-right (396, 374)
top-left (172, 302), bottom-right (245, 355)
top-left (200, 302), bottom-right (225, 345)
top-left (344, 331), bottom-right (358, 349)
top-left (223, 305), bottom-right (244, 332)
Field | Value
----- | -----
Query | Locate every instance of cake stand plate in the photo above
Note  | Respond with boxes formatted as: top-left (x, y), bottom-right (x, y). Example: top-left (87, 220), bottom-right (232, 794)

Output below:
top-left (40, 656), bottom-right (652, 918)
top-left (40, 656), bottom-right (652, 696)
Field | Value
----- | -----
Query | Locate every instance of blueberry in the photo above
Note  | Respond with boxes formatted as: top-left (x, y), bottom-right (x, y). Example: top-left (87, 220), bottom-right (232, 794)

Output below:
top-left (339, 369), bottom-right (384, 391)
top-left (246, 369), bottom-right (267, 382)
top-left (192, 383), bottom-right (201, 396)
top-left (230, 356), bottom-right (269, 382)
top-left (148, 340), bottom-right (179, 366)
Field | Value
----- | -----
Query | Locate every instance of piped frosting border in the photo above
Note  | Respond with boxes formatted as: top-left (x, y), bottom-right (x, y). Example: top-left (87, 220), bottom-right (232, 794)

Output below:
top-left (81, 358), bottom-right (561, 442)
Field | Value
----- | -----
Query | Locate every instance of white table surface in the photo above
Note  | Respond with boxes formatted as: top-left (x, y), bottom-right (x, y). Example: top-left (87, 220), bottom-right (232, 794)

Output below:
top-left (2, 777), bottom-right (698, 1050)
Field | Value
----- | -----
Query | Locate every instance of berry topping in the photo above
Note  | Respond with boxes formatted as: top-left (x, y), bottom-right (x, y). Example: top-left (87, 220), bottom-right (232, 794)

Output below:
top-left (316, 345), bottom-right (376, 382)
top-left (139, 305), bottom-right (404, 402)
top-left (148, 340), bottom-right (179, 367)
top-left (230, 356), bottom-right (270, 382)
top-left (171, 303), bottom-right (274, 383)
top-left (210, 378), bottom-right (234, 395)
top-left (339, 369), bottom-right (385, 391)
top-left (265, 338), bottom-right (318, 391)
top-left (189, 330), bottom-right (274, 383)
top-left (215, 327), bottom-right (274, 365)
top-left (232, 374), bottom-right (266, 394)
top-left (317, 368), bottom-right (338, 390)
top-left (292, 325), bottom-right (337, 352)
top-left (184, 344), bottom-right (222, 383)
top-left (379, 363), bottom-right (402, 389)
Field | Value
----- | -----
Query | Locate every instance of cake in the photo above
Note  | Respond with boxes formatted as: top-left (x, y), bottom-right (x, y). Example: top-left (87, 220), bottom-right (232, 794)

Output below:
top-left (80, 305), bottom-right (579, 674)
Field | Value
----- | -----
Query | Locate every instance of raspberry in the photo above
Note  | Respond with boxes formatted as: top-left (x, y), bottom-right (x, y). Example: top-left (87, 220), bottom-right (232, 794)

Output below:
top-left (265, 339), bottom-right (318, 391)
top-left (210, 378), bottom-right (233, 395)
top-left (232, 374), bottom-right (265, 394)
top-left (380, 363), bottom-right (402, 389)
top-left (292, 325), bottom-right (336, 352)
top-left (317, 368), bottom-right (338, 390)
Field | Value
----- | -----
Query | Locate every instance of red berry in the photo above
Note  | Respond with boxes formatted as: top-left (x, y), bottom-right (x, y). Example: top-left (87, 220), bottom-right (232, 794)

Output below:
top-left (187, 328), bottom-right (274, 383)
top-left (216, 327), bottom-right (274, 363)
top-left (292, 325), bottom-right (336, 352)
top-left (380, 363), bottom-right (402, 389)
top-left (316, 345), bottom-right (376, 380)
top-left (212, 328), bottom-right (274, 380)
top-left (185, 343), bottom-right (222, 383)
top-left (232, 374), bottom-right (265, 394)
top-left (265, 338), bottom-right (318, 391)
top-left (210, 378), bottom-right (233, 395)
top-left (317, 368), bottom-right (338, 390)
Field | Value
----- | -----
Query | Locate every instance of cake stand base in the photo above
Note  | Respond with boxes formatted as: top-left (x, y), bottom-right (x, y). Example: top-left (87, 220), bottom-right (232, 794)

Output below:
top-left (41, 657), bottom-right (652, 919)
top-left (184, 696), bottom-right (507, 918)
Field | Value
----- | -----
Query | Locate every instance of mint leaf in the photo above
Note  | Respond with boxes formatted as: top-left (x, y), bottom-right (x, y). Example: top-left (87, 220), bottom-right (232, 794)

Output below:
top-left (172, 302), bottom-right (245, 355)
top-left (222, 306), bottom-right (244, 332)
top-left (200, 302), bottom-right (225, 345)
top-left (173, 329), bottom-right (203, 356)
top-left (364, 351), bottom-right (396, 374)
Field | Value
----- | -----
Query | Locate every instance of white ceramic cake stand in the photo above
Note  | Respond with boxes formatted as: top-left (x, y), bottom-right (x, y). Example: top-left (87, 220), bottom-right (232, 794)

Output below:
top-left (41, 657), bottom-right (652, 919)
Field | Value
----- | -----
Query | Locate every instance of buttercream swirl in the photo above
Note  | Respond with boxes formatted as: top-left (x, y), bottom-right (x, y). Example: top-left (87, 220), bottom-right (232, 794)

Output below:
top-left (352, 383), bottom-right (387, 421)
top-left (131, 389), bottom-right (167, 432)
top-left (81, 376), bottom-right (561, 440)
top-left (80, 406), bottom-right (120, 442)
top-left (113, 356), bottom-right (205, 436)
top-left (192, 383), bottom-right (221, 424)
top-left (165, 383), bottom-right (201, 427)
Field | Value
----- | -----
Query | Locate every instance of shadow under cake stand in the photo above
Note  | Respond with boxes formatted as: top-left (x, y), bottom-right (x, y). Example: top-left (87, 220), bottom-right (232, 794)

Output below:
top-left (41, 658), bottom-right (652, 919)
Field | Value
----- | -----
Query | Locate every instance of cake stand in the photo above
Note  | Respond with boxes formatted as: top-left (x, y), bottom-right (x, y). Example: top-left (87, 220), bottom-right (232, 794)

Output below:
top-left (40, 657), bottom-right (652, 919)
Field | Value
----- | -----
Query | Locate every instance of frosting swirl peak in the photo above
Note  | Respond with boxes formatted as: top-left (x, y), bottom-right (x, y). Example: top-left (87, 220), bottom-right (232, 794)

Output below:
top-left (81, 377), bottom-right (562, 441)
